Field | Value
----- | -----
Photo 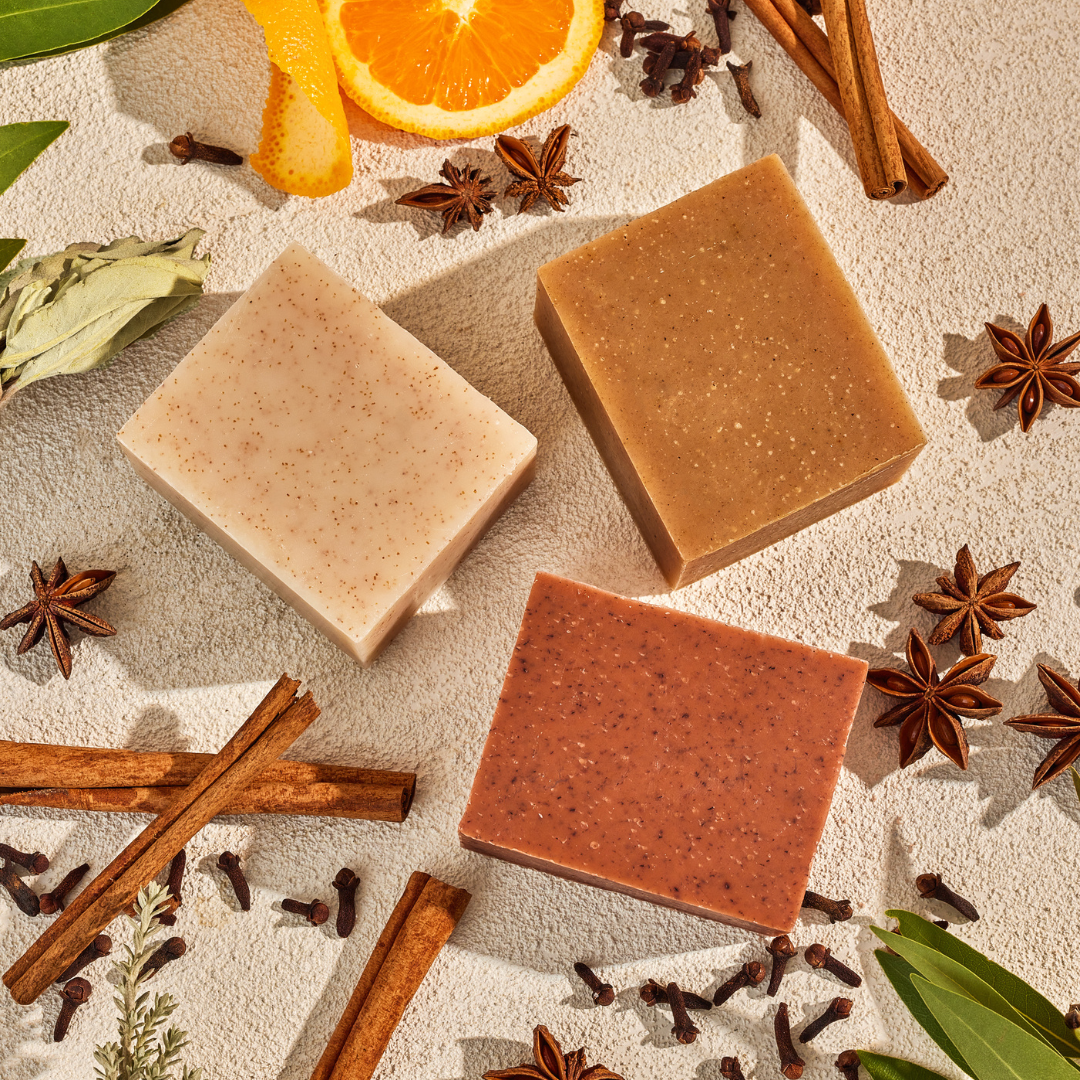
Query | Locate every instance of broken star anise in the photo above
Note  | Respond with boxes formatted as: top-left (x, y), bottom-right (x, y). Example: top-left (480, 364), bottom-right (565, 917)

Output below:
top-left (975, 303), bottom-right (1080, 431)
top-left (0, 559), bottom-right (116, 679)
top-left (867, 628), bottom-right (1002, 770)
top-left (483, 1025), bottom-right (624, 1080)
top-left (913, 544), bottom-right (1035, 656)
top-left (395, 160), bottom-right (495, 233)
top-left (1005, 664), bottom-right (1080, 788)
top-left (495, 126), bottom-right (581, 214)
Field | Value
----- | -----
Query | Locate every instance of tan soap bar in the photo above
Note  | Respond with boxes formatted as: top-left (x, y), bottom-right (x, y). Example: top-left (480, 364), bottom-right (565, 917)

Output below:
top-left (535, 154), bottom-right (926, 588)
top-left (118, 244), bottom-right (536, 665)
top-left (459, 572), bottom-right (867, 936)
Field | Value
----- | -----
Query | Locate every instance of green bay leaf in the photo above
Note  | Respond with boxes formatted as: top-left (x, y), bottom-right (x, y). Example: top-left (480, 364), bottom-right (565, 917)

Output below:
top-left (0, 239), bottom-right (25, 274)
top-left (876, 948), bottom-right (972, 1075)
top-left (915, 976), bottom-right (1080, 1080)
top-left (0, 0), bottom-right (158, 63)
top-left (871, 925), bottom-right (1072, 1058)
top-left (856, 1050), bottom-right (955, 1080)
top-left (886, 910), bottom-right (1080, 1058)
top-left (9, 0), bottom-right (190, 60)
top-left (0, 121), bottom-right (68, 196)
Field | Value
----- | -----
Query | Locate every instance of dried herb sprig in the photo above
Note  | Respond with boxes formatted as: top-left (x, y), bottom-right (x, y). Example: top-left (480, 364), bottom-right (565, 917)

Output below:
top-left (92, 882), bottom-right (202, 1080)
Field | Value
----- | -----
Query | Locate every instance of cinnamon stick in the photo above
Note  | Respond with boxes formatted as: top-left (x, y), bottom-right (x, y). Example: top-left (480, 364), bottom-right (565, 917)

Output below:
top-left (741, 0), bottom-right (947, 198)
top-left (0, 740), bottom-right (415, 822)
top-left (0, 781), bottom-right (411, 821)
top-left (819, 0), bottom-right (904, 198)
top-left (310, 871), bottom-right (471, 1080)
top-left (3, 675), bottom-right (319, 1004)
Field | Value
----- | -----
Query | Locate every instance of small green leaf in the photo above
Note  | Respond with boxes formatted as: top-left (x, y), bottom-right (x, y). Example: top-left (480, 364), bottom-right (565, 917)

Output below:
top-left (871, 925), bottom-right (1070, 1057)
top-left (10, 0), bottom-right (191, 60)
top-left (0, 0), bottom-right (159, 63)
top-left (915, 976), bottom-right (1080, 1080)
top-left (887, 911), bottom-right (1079, 1058)
top-left (856, 1050), bottom-right (955, 1080)
top-left (0, 239), bottom-right (25, 274)
top-left (0, 121), bottom-right (68, 196)
top-left (876, 948), bottom-right (972, 1075)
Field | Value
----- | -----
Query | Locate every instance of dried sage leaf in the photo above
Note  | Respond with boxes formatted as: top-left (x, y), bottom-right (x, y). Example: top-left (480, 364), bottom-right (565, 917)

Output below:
top-left (0, 229), bottom-right (209, 408)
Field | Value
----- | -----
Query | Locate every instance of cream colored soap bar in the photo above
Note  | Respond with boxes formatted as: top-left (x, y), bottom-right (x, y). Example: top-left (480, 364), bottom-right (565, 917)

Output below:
top-left (118, 244), bottom-right (537, 665)
top-left (535, 154), bottom-right (926, 589)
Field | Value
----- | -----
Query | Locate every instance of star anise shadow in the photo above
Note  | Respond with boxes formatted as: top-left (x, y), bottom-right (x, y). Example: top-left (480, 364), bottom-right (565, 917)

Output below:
top-left (939, 315), bottom-right (1071, 441)
top-left (909, 659), bottom-right (1059, 829)
top-left (440, 1037), bottom-right (532, 1080)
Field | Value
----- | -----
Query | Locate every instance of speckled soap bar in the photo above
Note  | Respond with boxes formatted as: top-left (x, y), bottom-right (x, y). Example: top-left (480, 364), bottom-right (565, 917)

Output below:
top-left (117, 244), bottom-right (536, 665)
top-left (459, 572), bottom-right (867, 935)
top-left (535, 154), bottom-right (926, 589)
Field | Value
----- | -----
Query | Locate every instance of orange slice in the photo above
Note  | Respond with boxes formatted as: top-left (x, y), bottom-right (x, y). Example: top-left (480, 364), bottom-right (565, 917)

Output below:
top-left (242, 0), bottom-right (353, 197)
top-left (323, 0), bottom-right (604, 138)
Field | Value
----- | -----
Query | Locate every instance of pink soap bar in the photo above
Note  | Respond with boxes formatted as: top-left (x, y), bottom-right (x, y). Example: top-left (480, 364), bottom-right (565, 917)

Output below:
top-left (459, 573), bottom-right (867, 935)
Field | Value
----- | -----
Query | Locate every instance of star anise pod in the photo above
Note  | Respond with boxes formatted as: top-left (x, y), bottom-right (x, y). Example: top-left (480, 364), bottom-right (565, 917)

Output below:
top-left (912, 544), bottom-right (1036, 656)
top-left (495, 126), bottom-right (581, 214)
top-left (975, 303), bottom-right (1080, 431)
top-left (867, 628), bottom-right (1002, 770)
top-left (0, 559), bottom-right (116, 679)
top-left (395, 160), bottom-right (495, 233)
top-left (483, 1025), bottom-right (624, 1080)
top-left (1005, 664), bottom-right (1080, 788)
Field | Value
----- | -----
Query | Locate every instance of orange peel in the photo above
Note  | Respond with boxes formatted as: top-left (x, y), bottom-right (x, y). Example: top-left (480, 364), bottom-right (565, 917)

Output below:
top-left (242, 0), bottom-right (353, 197)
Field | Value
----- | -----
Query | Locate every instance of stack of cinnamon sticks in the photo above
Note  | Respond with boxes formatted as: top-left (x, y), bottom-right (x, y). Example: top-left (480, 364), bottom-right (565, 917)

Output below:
top-left (743, 0), bottom-right (947, 199)
top-left (311, 871), bottom-right (472, 1080)
top-left (0, 739), bottom-right (415, 822)
top-left (3, 675), bottom-right (320, 1004)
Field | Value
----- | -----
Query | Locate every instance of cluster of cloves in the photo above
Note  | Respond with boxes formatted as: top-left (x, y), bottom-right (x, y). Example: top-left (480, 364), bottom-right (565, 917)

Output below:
top-left (278, 865), bottom-right (359, 937)
top-left (0, 844), bottom-right (94, 921)
top-left (604, 0), bottom-right (760, 115)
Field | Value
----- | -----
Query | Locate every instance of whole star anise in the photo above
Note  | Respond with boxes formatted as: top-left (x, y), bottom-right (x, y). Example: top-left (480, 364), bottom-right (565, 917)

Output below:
top-left (395, 160), bottom-right (495, 233)
top-left (975, 304), bottom-right (1080, 431)
top-left (912, 544), bottom-right (1036, 656)
top-left (1005, 664), bottom-right (1080, 788)
top-left (495, 126), bottom-right (581, 214)
top-left (483, 1025), bottom-right (624, 1080)
top-left (867, 628), bottom-right (1002, 770)
top-left (0, 559), bottom-right (116, 679)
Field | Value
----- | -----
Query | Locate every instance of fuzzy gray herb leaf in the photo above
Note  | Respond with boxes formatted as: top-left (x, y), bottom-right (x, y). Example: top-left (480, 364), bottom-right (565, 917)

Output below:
top-left (0, 228), bottom-right (209, 409)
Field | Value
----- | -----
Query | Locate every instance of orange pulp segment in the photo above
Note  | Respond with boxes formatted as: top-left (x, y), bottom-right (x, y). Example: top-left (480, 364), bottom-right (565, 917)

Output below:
top-left (324, 0), bottom-right (604, 138)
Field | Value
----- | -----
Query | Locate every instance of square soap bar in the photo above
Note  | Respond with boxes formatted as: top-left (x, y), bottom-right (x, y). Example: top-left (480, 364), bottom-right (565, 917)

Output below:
top-left (535, 154), bottom-right (926, 589)
top-left (118, 244), bottom-right (536, 665)
top-left (459, 572), bottom-right (867, 935)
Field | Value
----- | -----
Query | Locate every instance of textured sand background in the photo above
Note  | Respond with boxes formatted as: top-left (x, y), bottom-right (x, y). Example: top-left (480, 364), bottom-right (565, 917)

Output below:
top-left (1, 2), bottom-right (1079, 1077)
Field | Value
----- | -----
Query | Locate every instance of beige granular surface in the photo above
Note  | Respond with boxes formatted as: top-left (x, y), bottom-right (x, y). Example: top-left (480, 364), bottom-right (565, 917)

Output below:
top-left (1, 2), bottom-right (1079, 1077)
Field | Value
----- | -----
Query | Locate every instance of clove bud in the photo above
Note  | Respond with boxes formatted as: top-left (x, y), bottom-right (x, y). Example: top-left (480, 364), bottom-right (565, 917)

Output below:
top-left (217, 851), bottom-right (251, 911)
top-left (54, 978), bottom-right (91, 1042)
top-left (916, 873), bottom-right (980, 921)
top-left (640, 978), bottom-right (712, 1010)
top-left (774, 1001), bottom-right (805, 1078)
top-left (39, 863), bottom-right (90, 915)
top-left (805, 943), bottom-right (862, 988)
top-left (1, 860), bottom-right (40, 917)
top-left (56, 935), bottom-right (111, 983)
top-left (332, 868), bottom-right (360, 938)
top-left (169, 133), bottom-right (243, 166)
top-left (0, 844), bottom-right (49, 874)
top-left (800, 996), bottom-right (853, 1042)
top-left (667, 982), bottom-right (700, 1044)
top-left (140, 937), bottom-right (186, 981)
top-left (835, 1050), bottom-right (861, 1079)
top-left (803, 889), bottom-right (853, 922)
top-left (766, 935), bottom-right (797, 997)
top-left (719, 1058), bottom-right (746, 1080)
top-left (713, 960), bottom-right (766, 1005)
